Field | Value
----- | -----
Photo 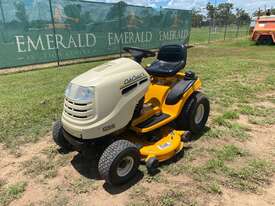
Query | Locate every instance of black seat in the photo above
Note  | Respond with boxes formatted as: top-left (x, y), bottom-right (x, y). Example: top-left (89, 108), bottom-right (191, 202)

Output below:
top-left (146, 44), bottom-right (187, 77)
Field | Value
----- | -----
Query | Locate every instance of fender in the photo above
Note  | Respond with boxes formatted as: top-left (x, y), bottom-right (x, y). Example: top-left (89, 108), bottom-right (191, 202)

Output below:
top-left (165, 79), bottom-right (196, 105)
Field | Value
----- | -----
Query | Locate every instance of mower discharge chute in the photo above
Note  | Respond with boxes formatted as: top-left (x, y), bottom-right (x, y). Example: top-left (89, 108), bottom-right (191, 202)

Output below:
top-left (53, 45), bottom-right (210, 185)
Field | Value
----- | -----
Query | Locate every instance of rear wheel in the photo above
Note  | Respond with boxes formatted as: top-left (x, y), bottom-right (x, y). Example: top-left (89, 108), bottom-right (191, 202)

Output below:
top-left (176, 92), bottom-right (210, 134)
top-left (257, 36), bottom-right (273, 45)
top-left (98, 140), bottom-right (140, 185)
top-left (52, 120), bottom-right (73, 151)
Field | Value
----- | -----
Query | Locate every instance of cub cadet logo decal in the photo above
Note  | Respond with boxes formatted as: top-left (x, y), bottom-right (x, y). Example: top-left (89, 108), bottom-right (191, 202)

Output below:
top-left (157, 142), bottom-right (172, 150)
top-left (120, 73), bottom-right (147, 89)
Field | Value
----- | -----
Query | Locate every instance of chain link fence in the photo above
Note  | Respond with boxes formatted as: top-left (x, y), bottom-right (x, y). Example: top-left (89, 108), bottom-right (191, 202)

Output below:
top-left (190, 5), bottom-right (251, 44)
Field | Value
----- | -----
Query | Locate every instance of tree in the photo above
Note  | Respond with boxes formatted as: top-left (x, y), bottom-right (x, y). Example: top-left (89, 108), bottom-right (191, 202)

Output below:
top-left (216, 3), bottom-right (234, 25)
top-left (63, 4), bottom-right (92, 31)
top-left (14, 1), bottom-right (29, 30)
top-left (63, 4), bottom-right (81, 30)
top-left (236, 8), bottom-right (250, 25)
top-left (206, 2), bottom-right (216, 20)
top-left (105, 1), bottom-right (127, 21)
top-left (192, 9), bottom-right (204, 27)
top-left (253, 8), bottom-right (275, 17)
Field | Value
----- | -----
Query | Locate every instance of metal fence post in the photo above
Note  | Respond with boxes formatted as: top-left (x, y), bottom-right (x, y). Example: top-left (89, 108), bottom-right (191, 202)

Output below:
top-left (0, 0), bottom-right (5, 25)
top-left (208, 17), bottom-right (212, 43)
top-left (48, 0), bottom-right (60, 67)
top-left (0, 0), bottom-right (6, 42)
top-left (160, 6), bottom-right (163, 47)
top-left (186, 10), bottom-right (191, 45)
top-left (118, 1), bottom-right (122, 57)
top-left (224, 24), bottom-right (227, 41)
top-left (236, 18), bottom-right (240, 38)
top-left (223, 10), bottom-right (228, 40)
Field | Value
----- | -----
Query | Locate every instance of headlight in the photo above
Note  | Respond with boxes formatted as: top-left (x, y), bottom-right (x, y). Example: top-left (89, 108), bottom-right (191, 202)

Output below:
top-left (65, 83), bottom-right (94, 104)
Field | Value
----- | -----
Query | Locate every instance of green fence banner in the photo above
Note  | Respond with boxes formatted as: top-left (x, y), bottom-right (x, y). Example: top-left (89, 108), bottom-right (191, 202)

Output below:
top-left (0, 0), bottom-right (192, 69)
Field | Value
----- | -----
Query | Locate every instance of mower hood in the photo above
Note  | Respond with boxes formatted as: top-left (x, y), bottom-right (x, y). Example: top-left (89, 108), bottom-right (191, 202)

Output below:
top-left (70, 58), bottom-right (143, 87)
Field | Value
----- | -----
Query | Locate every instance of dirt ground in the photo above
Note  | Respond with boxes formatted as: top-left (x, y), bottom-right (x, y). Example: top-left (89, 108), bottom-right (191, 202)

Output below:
top-left (1, 40), bottom-right (275, 206)
top-left (0, 119), bottom-right (274, 206)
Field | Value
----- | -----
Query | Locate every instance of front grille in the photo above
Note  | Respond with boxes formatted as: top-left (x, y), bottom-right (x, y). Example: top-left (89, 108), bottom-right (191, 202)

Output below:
top-left (64, 98), bottom-right (94, 119)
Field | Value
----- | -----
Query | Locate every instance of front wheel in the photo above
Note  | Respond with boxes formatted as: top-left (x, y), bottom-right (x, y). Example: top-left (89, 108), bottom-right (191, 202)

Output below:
top-left (176, 92), bottom-right (210, 134)
top-left (98, 140), bottom-right (140, 185)
top-left (52, 120), bottom-right (73, 151)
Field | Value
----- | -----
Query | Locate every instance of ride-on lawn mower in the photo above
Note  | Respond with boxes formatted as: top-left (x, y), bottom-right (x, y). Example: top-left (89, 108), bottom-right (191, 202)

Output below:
top-left (52, 44), bottom-right (210, 185)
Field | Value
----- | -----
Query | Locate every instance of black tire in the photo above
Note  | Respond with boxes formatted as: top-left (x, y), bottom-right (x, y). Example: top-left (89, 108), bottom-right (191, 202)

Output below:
top-left (175, 92), bottom-right (210, 134)
top-left (257, 36), bottom-right (273, 45)
top-left (146, 157), bottom-right (159, 174)
top-left (52, 120), bottom-right (73, 151)
top-left (98, 140), bottom-right (140, 185)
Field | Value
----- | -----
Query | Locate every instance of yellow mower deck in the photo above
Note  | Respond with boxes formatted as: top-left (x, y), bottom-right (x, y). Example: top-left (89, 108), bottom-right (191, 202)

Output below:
top-left (126, 127), bottom-right (186, 162)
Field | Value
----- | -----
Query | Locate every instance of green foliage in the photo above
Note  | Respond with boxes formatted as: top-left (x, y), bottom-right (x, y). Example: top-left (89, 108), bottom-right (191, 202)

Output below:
top-left (159, 190), bottom-right (182, 206)
top-left (205, 2), bottom-right (250, 26)
top-left (187, 156), bottom-right (274, 192)
top-left (239, 105), bottom-right (275, 126)
top-left (222, 111), bottom-right (239, 120)
top-left (227, 122), bottom-right (250, 140)
top-left (128, 185), bottom-right (148, 200)
top-left (0, 179), bottom-right (6, 188)
top-left (68, 177), bottom-right (98, 194)
top-left (39, 195), bottom-right (69, 206)
top-left (0, 61), bottom-right (103, 148)
top-left (213, 145), bottom-right (247, 161)
top-left (0, 182), bottom-right (27, 206)
top-left (203, 181), bottom-right (222, 194)
top-left (13, 1), bottom-right (28, 30)
top-left (156, 190), bottom-right (198, 206)
top-left (144, 173), bottom-right (167, 184)
top-left (214, 111), bottom-right (239, 128)
top-left (204, 127), bottom-right (225, 139)
top-left (21, 156), bottom-right (58, 179)
top-left (21, 152), bottom-right (71, 179)
top-left (225, 160), bottom-right (275, 191)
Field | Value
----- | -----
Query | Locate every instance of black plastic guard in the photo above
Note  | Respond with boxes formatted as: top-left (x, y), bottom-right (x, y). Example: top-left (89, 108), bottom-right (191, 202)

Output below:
top-left (165, 79), bottom-right (196, 105)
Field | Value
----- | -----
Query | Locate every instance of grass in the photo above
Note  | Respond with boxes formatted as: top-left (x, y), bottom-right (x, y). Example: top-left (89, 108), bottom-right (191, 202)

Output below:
top-left (202, 181), bottom-right (222, 194)
top-left (212, 145), bottom-right (247, 161)
top-left (189, 26), bottom-right (249, 44)
top-left (163, 142), bottom-right (273, 193)
top-left (0, 182), bottom-right (27, 206)
top-left (158, 190), bottom-right (184, 206)
top-left (20, 149), bottom-right (71, 179)
top-left (21, 156), bottom-right (59, 179)
top-left (0, 38), bottom-right (275, 205)
top-left (225, 159), bottom-right (275, 192)
top-left (0, 179), bottom-right (6, 188)
top-left (0, 61), bottom-right (103, 148)
top-left (38, 195), bottom-right (69, 206)
top-left (127, 189), bottom-right (198, 206)
top-left (239, 104), bottom-right (275, 125)
top-left (0, 39), bottom-right (274, 148)
top-left (67, 177), bottom-right (98, 194)
top-left (144, 172), bottom-right (168, 184)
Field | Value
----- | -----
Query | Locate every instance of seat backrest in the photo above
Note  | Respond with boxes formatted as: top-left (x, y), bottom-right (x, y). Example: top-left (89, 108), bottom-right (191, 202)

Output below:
top-left (157, 44), bottom-right (187, 62)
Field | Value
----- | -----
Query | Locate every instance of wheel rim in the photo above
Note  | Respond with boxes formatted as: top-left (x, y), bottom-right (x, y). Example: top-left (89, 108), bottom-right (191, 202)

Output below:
top-left (117, 156), bottom-right (134, 177)
top-left (195, 104), bottom-right (205, 124)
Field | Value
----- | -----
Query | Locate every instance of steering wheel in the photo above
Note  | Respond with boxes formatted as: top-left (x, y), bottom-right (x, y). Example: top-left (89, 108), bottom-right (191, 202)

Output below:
top-left (123, 47), bottom-right (155, 63)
